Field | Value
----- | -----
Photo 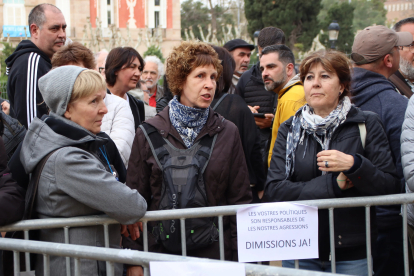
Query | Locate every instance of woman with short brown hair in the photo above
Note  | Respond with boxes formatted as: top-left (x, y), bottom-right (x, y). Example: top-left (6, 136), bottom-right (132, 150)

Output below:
top-left (264, 50), bottom-right (399, 275)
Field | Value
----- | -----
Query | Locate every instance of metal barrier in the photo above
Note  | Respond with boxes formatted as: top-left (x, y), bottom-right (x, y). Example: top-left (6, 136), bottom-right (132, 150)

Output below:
top-left (0, 193), bottom-right (413, 276)
top-left (0, 238), bottom-right (347, 276)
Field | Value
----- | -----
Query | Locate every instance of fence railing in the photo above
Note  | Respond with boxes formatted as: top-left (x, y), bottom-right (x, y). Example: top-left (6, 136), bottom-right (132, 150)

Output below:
top-left (0, 193), bottom-right (413, 276)
top-left (0, 238), bottom-right (348, 276)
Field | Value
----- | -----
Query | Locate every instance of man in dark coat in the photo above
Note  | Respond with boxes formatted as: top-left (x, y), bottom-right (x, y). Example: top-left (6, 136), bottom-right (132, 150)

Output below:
top-left (235, 27), bottom-right (285, 165)
top-left (390, 17), bottom-right (414, 99)
top-left (350, 25), bottom-right (412, 276)
top-left (5, 4), bottom-right (66, 128)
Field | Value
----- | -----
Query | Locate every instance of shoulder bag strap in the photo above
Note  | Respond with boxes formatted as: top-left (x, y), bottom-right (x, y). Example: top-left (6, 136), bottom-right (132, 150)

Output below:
top-left (212, 93), bottom-right (228, 111)
top-left (358, 123), bottom-right (367, 150)
top-left (389, 74), bottom-right (413, 98)
top-left (139, 123), bottom-right (168, 170)
top-left (24, 149), bottom-right (59, 220)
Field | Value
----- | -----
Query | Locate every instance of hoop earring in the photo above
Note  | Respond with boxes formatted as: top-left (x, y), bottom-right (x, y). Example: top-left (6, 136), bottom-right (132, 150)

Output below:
top-left (339, 91), bottom-right (342, 96)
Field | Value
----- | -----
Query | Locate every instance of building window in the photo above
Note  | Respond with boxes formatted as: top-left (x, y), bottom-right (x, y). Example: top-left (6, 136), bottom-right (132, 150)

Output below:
top-left (3, 3), bottom-right (25, 26)
top-left (155, 0), bottom-right (160, 6)
top-left (100, 0), bottom-right (114, 29)
top-left (107, 0), bottom-right (111, 25)
top-left (155, 11), bottom-right (160, 28)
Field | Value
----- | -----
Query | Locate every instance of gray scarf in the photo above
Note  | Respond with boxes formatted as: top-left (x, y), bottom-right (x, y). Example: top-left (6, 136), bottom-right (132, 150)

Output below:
top-left (285, 96), bottom-right (352, 178)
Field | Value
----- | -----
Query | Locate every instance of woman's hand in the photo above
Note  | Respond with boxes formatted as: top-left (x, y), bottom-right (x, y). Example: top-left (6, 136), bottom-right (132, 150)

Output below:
top-left (317, 150), bottom-right (354, 172)
top-left (336, 172), bottom-right (354, 190)
top-left (127, 266), bottom-right (143, 276)
top-left (121, 222), bottom-right (143, 240)
top-left (1, 101), bottom-right (10, 115)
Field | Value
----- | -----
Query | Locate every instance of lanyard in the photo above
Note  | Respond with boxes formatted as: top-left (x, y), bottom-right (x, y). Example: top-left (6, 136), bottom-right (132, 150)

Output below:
top-left (99, 146), bottom-right (119, 181)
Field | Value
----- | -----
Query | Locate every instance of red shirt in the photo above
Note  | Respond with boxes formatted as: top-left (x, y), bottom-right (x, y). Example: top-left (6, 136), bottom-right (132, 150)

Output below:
top-left (149, 87), bottom-right (157, 107)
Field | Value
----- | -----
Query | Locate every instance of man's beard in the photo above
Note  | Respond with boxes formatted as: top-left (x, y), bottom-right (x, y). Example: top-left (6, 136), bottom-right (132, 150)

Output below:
top-left (264, 70), bottom-right (287, 91)
top-left (145, 79), bottom-right (155, 89)
top-left (399, 57), bottom-right (414, 80)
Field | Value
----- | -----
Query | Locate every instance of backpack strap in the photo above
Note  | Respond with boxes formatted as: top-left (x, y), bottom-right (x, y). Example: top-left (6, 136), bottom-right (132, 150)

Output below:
top-left (24, 149), bottom-right (59, 220)
top-left (212, 93), bottom-right (228, 111)
top-left (358, 122), bottom-right (366, 150)
top-left (139, 123), bottom-right (168, 170)
top-left (198, 133), bottom-right (218, 173)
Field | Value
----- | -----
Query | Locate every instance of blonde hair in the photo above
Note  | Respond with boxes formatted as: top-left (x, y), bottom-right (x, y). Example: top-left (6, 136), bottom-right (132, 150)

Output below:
top-left (70, 70), bottom-right (106, 102)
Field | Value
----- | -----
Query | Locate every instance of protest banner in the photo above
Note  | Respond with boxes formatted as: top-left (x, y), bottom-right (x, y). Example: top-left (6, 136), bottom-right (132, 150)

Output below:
top-left (150, 262), bottom-right (245, 276)
top-left (237, 202), bottom-right (318, 262)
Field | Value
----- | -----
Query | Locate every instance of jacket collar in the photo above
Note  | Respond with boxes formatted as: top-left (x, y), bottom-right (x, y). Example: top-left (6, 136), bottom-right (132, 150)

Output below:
top-left (146, 106), bottom-right (226, 146)
top-left (278, 74), bottom-right (302, 98)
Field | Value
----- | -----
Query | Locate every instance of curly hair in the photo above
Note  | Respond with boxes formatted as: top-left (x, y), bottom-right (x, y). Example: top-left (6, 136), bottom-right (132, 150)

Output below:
top-left (166, 41), bottom-right (223, 96)
top-left (300, 50), bottom-right (352, 101)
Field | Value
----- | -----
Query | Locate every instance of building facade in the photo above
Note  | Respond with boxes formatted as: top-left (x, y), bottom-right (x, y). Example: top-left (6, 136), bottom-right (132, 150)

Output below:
top-left (0, 0), bottom-right (181, 57)
top-left (384, 0), bottom-right (414, 26)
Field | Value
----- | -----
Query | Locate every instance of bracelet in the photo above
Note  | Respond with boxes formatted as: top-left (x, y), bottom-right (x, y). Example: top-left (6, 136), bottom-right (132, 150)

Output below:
top-left (337, 180), bottom-right (346, 181)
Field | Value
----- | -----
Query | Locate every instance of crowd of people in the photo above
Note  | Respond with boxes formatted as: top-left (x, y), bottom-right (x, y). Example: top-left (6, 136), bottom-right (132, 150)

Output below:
top-left (2, 2), bottom-right (414, 276)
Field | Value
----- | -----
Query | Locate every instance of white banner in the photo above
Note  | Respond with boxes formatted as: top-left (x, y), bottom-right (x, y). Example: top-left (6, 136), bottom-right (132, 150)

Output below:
top-left (237, 202), bottom-right (318, 262)
top-left (150, 261), bottom-right (245, 276)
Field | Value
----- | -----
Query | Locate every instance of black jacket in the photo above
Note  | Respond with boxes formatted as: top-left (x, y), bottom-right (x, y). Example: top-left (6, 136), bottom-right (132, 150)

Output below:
top-left (211, 93), bottom-right (265, 196)
top-left (0, 117), bottom-right (25, 225)
top-left (6, 40), bottom-right (51, 129)
top-left (264, 106), bottom-right (399, 261)
top-left (126, 92), bottom-right (145, 130)
top-left (235, 62), bottom-right (276, 114)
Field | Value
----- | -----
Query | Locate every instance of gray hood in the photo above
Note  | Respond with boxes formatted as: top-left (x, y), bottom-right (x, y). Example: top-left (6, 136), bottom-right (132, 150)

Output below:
top-left (20, 113), bottom-right (105, 174)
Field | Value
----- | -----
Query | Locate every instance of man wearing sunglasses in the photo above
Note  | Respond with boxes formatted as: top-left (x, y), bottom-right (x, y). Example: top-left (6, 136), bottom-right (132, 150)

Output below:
top-left (391, 17), bottom-right (414, 99)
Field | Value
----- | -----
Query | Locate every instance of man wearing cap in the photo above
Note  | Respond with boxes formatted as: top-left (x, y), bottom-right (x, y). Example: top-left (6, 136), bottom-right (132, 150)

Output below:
top-left (350, 25), bottom-right (412, 276)
top-left (223, 39), bottom-right (255, 93)
top-left (390, 17), bottom-right (414, 99)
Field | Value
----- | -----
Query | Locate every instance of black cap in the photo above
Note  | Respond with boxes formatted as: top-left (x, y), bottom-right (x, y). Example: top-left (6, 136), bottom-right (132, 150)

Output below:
top-left (223, 39), bottom-right (255, 52)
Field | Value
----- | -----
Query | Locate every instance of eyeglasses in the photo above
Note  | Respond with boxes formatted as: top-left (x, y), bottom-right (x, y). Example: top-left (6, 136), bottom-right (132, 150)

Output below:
top-left (99, 67), bottom-right (105, 74)
top-left (399, 44), bottom-right (414, 53)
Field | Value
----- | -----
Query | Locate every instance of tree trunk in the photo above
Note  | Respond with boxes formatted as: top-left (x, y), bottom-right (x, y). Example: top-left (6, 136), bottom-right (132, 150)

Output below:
top-left (208, 0), bottom-right (217, 36)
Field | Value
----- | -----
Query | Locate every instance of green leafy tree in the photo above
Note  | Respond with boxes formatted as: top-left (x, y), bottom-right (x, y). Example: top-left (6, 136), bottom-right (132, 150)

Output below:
top-left (143, 45), bottom-right (164, 63)
top-left (0, 42), bottom-right (16, 79)
top-left (319, 2), bottom-right (355, 53)
top-left (244, 0), bottom-right (322, 51)
top-left (353, 0), bottom-right (386, 31)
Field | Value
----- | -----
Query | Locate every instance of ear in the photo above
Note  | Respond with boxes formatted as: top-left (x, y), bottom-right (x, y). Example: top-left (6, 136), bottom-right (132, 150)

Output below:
top-left (383, 54), bottom-right (393, 69)
top-left (30, 24), bottom-right (39, 38)
top-left (63, 104), bottom-right (72, 119)
top-left (286, 63), bottom-right (295, 77)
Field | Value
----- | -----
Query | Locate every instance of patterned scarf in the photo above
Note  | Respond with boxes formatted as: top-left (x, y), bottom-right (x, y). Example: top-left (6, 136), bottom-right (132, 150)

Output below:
top-left (285, 96), bottom-right (352, 178)
top-left (169, 96), bottom-right (209, 148)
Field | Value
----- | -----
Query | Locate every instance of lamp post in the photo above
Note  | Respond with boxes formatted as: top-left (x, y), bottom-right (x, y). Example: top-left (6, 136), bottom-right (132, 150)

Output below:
top-left (328, 20), bottom-right (340, 49)
top-left (254, 30), bottom-right (260, 57)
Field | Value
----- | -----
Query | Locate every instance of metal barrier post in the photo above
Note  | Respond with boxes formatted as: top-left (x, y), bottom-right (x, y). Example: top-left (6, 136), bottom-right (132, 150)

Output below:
top-left (103, 224), bottom-right (114, 275)
top-left (24, 230), bottom-right (30, 271)
top-left (43, 254), bottom-right (50, 276)
top-left (143, 221), bottom-right (148, 252)
top-left (13, 250), bottom-right (20, 276)
top-left (294, 260), bottom-right (299, 269)
top-left (403, 204), bottom-right (409, 276)
top-left (64, 226), bottom-right (71, 276)
top-left (180, 218), bottom-right (187, 256)
top-left (74, 258), bottom-right (80, 276)
top-left (329, 208), bottom-right (336, 273)
top-left (365, 206), bottom-right (372, 276)
top-left (218, 215), bottom-right (224, 260)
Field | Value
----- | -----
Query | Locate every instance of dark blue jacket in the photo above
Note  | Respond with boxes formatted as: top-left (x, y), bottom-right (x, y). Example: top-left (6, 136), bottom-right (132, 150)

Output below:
top-left (351, 67), bottom-right (408, 229)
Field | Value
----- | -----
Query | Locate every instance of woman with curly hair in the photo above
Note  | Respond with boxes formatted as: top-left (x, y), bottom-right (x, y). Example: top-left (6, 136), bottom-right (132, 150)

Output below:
top-left (124, 41), bottom-right (252, 275)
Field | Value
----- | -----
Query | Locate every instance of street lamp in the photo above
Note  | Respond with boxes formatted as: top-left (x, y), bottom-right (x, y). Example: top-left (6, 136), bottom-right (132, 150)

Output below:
top-left (254, 30), bottom-right (260, 56)
top-left (328, 20), bottom-right (340, 49)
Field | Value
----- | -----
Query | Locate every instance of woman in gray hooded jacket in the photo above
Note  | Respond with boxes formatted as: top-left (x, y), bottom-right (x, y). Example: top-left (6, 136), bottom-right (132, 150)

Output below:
top-left (19, 66), bottom-right (147, 275)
